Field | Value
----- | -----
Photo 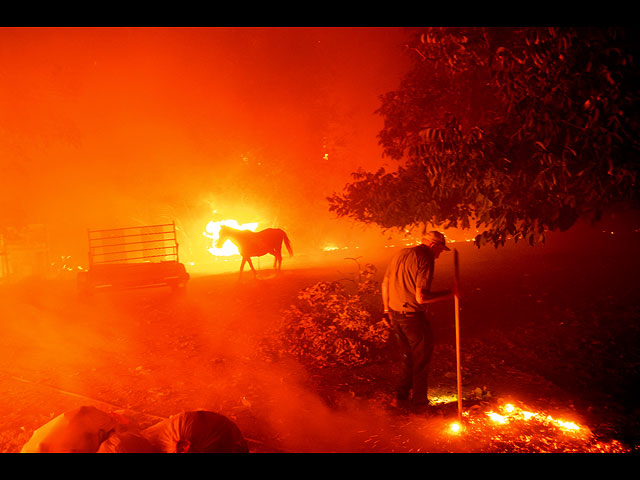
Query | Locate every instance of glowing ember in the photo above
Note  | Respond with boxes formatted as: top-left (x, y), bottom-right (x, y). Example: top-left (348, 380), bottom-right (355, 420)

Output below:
top-left (440, 400), bottom-right (630, 453)
top-left (483, 403), bottom-right (583, 433)
top-left (431, 394), bottom-right (458, 405)
top-left (51, 255), bottom-right (86, 273)
top-left (449, 422), bottom-right (462, 434)
top-left (554, 419), bottom-right (580, 431)
top-left (486, 404), bottom-right (582, 433)
top-left (203, 219), bottom-right (258, 257)
top-left (486, 412), bottom-right (508, 424)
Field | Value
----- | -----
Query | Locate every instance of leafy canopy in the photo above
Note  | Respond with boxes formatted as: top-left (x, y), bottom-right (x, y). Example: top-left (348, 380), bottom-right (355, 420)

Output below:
top-left (328, 27), bottom-right (640, 247)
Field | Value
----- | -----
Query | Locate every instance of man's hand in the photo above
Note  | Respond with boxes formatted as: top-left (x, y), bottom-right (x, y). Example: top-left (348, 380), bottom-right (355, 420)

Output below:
top-left (381, 311), bottom-right (392, 328)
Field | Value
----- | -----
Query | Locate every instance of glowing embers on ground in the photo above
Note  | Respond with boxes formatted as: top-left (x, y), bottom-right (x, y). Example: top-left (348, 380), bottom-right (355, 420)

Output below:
top-left (51, 255), bottom-right (86, 273)
top-left (443, 400), bottom-right (629, 453)
top-left (203, 219), bottom-right (258, 257)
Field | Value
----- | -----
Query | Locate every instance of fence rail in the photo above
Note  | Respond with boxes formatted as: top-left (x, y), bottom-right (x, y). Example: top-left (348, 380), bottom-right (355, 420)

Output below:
top-left (88, 222), bottom-right (180, 266)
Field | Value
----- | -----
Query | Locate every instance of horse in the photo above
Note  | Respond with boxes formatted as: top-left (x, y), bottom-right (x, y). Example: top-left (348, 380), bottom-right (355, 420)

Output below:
top-left (215, 225), bottom-right (293, 278)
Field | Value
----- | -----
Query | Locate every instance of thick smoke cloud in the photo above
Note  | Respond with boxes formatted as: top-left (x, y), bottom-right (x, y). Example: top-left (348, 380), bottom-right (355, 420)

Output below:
top-left (0, 27), bottom-right (409, 265)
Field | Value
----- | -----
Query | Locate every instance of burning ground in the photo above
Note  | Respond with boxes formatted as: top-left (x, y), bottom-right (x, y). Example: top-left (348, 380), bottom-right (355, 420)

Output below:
top-left (0, 217), bottom-right (638, 453)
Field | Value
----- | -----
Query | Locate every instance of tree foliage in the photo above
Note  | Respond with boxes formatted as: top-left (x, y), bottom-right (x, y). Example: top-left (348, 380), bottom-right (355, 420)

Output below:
top-left (328, 27), bottom-right (640, 247)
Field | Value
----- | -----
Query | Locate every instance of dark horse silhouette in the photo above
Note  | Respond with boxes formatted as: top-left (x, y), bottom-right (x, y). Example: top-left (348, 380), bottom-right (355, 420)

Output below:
top-left (216, 226), bottom-right (293, 278)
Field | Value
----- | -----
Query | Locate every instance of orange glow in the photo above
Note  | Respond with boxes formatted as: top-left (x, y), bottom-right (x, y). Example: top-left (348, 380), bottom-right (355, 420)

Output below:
top-left (553, 418), bottom-right (580, 431)
top-left (438, 400), bottom-right (629, 452)
top-left (486, 411), bottom-right (508, 424)
top-left (1, 27), bottom-right (636, 455)
top-left (449, 422), bottom-right (463, 434)
top-left (203, 219), bottom-right (258, 256)
top-left (484, 402), bottom-right (583, 433)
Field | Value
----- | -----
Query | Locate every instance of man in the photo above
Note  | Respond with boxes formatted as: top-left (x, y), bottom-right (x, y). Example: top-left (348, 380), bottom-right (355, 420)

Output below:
top-left (381, 231), bottom-right (454, 413)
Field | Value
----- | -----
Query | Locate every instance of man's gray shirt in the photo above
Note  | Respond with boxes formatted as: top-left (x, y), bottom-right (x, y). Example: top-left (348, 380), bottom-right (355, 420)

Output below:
top-left (384, 244), bottom-right (434, 313)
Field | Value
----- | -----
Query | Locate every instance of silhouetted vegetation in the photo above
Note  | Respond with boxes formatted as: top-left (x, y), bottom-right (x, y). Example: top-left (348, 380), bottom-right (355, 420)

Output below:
top-left (329, 27), bottom-right (640, 247)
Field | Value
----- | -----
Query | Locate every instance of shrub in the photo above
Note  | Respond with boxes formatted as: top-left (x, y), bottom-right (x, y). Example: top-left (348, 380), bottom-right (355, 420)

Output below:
top-left (274, 263), bottom-right (391, 368)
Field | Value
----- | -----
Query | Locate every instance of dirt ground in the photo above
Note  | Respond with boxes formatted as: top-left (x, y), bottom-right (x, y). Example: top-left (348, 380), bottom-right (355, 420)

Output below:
top-left (1, 218), bottom-right (639, 453)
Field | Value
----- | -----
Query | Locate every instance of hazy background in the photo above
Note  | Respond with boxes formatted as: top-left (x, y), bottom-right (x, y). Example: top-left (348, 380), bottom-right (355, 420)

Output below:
top-left (0, 27), bottom-right (415, 269)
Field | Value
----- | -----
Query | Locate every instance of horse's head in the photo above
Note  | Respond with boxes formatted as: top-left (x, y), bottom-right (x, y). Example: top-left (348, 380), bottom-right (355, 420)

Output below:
top-left (215, 226), bottom-right (230, 248)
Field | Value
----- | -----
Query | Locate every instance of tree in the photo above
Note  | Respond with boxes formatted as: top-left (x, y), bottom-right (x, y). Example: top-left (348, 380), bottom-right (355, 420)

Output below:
top-left (328, 27), bottom-right (640, 247)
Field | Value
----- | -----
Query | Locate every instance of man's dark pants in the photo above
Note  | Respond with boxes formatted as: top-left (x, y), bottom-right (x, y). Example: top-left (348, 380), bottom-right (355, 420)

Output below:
top-left (390, 310), bottom-right (434, 406)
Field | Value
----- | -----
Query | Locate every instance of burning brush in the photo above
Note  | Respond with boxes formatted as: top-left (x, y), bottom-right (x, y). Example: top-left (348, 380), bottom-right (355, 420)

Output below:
top-left (444, 399), bottom-right (630, 453)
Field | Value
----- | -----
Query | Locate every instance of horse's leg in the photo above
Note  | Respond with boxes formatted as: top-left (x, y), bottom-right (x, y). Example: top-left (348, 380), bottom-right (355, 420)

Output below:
top-left (246, 257), bottom-right (257, 278)
top-left (239, 258), bottom-right (246, 280)
top-left (274, 243), bottom-right (283, 272)
top-left (272, 252), bottom-right (280, 270)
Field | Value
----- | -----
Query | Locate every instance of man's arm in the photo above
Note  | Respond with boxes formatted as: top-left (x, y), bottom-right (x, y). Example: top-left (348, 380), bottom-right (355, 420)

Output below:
top-left (417, 287), bottom-right (454, 304)
top-left (415, 257), bottom-right (453, 305)
top-left (381, 275), bottom-right (392, 326)
top-left (381, 275), bottom-right (390, 313)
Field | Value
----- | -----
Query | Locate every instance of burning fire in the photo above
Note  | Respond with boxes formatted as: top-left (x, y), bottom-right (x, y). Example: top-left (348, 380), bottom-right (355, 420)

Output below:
top-left (478, 403), bottom-right (582, 433)
top-left (203, 219), bottom-right (258, 257)
top-left (443, 400), bottom-right (629, 453)
top-left (51, 255), bottom-right (86, 273)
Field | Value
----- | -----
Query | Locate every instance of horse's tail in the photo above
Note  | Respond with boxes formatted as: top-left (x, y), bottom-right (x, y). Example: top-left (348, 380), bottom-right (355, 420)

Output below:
top-left (282, 231), bottom-right (293, 257)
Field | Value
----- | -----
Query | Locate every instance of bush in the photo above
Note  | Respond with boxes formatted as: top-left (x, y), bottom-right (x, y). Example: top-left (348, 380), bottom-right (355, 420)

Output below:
top-left (274, 263), bottom-right (391, 369)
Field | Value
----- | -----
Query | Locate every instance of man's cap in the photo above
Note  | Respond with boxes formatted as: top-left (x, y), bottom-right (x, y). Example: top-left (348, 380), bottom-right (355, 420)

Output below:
top-left (422, 231), bottom-right (450, 251)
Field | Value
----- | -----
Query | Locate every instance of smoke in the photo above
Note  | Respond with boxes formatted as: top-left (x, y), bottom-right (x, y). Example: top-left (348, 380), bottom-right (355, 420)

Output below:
top-left (0, 27), bottom-right (428, 452)
top-left (3, 208), bottom-right (639, 452)
top-left (0, 27), bottom-right (410, 266)
top-left (0, 248), bottom-right (447, 453)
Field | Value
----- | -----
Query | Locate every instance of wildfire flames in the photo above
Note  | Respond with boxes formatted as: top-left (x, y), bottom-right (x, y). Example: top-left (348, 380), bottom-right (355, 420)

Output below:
top-left (443, 400), bottom-right (629, 453)
top-left (203, 219), bottom-right (258, 257)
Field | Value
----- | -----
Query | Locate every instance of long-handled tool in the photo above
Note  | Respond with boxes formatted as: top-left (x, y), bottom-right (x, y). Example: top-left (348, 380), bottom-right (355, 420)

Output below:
top-left (453, 248), bottom-right (462, 423)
